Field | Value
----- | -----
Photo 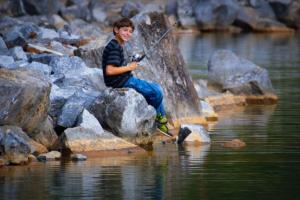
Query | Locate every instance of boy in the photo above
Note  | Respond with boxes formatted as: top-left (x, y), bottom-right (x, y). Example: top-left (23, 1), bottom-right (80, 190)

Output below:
top-left (102, 17), bottom-right (172, 136)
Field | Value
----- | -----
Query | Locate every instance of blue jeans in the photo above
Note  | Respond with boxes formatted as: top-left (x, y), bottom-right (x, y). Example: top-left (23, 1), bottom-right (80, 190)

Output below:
top-left (123, 77), bottom-right (166, 116)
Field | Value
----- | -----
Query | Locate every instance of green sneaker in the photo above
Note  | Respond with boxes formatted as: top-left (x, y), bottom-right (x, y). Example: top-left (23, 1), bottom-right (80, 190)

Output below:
top-left (157, 124), bottom-right (173, 137)
top-left (156, 114), bottom-right (168, 124)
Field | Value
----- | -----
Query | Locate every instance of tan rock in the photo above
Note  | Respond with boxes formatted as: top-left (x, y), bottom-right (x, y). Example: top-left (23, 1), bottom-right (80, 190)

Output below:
top-left (223, 139), bottom-right (246, 148)
top-left (62, 127), bottom-right (138, 153)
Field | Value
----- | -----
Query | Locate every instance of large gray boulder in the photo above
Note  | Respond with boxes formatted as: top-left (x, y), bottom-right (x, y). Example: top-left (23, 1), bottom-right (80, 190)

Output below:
top-left (57, 89), bottom-right (100, 128)
top-left (48, 56), bottom-right (105, 91)
top-left (49, 84), bottom-right (75, 121)
top-left (127, 12), bottom-right (201, 125)
top-left (49, 55), bottom-right (86, 75)
top-left (76, 109), bottom-right (104, 135)
top-left (194, 0), bottom-right (239, 31)
top-left (207, 50), bottom-right (275, 95)
top-left (89, 88), bottom-right (156, 138)
top-left (0, 68), bottom-right (51, 134)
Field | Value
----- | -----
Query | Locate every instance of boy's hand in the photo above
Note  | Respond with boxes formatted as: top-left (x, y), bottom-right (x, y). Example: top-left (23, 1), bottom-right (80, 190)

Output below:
top-left (128, 62), bottom-right (138, 71)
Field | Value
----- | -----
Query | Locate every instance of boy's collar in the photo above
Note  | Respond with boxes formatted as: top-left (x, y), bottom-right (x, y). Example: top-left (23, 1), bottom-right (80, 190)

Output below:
top-left (115, 36), bottom-right (124, 45)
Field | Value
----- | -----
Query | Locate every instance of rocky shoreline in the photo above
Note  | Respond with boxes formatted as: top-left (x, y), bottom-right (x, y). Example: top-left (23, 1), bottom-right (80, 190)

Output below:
top-left (0, 0), bottom-right (283, 166)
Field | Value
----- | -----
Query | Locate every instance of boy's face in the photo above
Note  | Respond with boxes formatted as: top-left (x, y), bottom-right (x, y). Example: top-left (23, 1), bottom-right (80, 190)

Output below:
top-left (114, 26), bottom-right (133, 42)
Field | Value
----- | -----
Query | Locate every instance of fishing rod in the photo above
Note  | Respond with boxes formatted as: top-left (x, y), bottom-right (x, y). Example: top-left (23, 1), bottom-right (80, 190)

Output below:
top-left (130, 22), bottom-right (177, 62)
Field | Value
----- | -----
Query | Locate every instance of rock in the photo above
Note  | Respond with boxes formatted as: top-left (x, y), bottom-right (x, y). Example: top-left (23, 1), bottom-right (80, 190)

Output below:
top-left (3, 23), bottom-right (41, 48)
top-left (0, 126), bottom-right (47, 164)
top-left (176, 127), bottom-right (192, 144)
top-left (50, 14), bottom-right (68, 30)
top-left (0, 55), bottom-right (14, 68)
top-left (40, 27), bottom-right (59, 39)
top-left (60, 4), bottom-right (92, 22)
top-left (60, 127), bottom-right (138, 152)
top-left (92, 5), bottom-right (107, 22)
top-left (234, 6), bottom-right (293, 32)
top-left (165, 0), bottom-right (177, 16)
top-left (0, 36), bottom-right (10, 56)
top-left (74, 35), bottom-right (110, 68)
top-left (127, 12), bottom-right (202, 127)
top-left (77, 109), bottom-right (104, 135)
top-left (28, 154), bottom-right (37, 162)
top-left (37, 150), bottom-right (61, 161)
top-left (223, 139), bottom-right (246, 148)
top-left (0, 158), bottom-right (6, 166)
top-left (67, 0), bottom-right (90, 7)
top-left (194, 0), bottom-right (239, 31)
top-left (269, 0), bottom-right (300, 28)
top-left (69, 19), bottom-right (104, 39)
top-left (53, 65), bottom-right (105, 92)
top-left (177, 0), bottom-right (197, 28)
top-left (71, 153), bottom-right (87, 161)
top-left (9, 46), bottom-right (27, 61)
top-left (32, 116), bottom-right (58, 149)
top-left (49, 55), bottom-right (87, 75)
top-left (180, 124), bottom-right (211, 144)
top-left (0, 126), bottom-right (31, 164)
top-left (57, 89), bottom-right (100, 128)
top-left (21, 0), bottom-right (62, 15)
top-left (248, 0), bottom-right (276, 19)
top-left (200, 100), bottom-right (218, 121)
top-left (26, 61), bottom-right (51, 76)
top-left (50, 73), bottom-right (65, 85)
top-left (0, 36), bottom-right (8, 50)
top-left (0, 16), bottom-right (21, 35)
top-left (208, 50), bottom-right (275, 95)
top-left (0, 68), bottom-right (51, 134)
top-left (49, 84), bottom-right (75, 121)
top-left (194, 79), bottom-right (221, 99)
top-left (16, 15), bottom-right (51, 27)
top-left (58, 29), bottom-right (81, 41)
top-left (226, 81), bottom-right (265, 95)
top-left (121, 2), bottom-right (141, 18)
top-left (49, 41), bottom-right (76, 56)
top-left (28, 139), bottom-right (48, 155)
top-left (5, 60), bottom-right (28, 69)
top-left (142, 3), bottom-right (164, 13)
top-left (29, 53), bottom-right (59, 65)
top-left (89, 88), bottom-right (156, 138)
top-left (8, 0), bottom-right (27, 16)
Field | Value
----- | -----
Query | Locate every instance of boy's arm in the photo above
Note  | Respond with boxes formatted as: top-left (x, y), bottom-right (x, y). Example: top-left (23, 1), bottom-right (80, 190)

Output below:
top-left (106, 62), bottom-right (138, 76)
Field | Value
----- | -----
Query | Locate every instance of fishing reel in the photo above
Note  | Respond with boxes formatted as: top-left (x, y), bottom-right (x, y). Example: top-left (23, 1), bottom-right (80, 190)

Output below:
top-left (131, 53), bottom-right (146, 62)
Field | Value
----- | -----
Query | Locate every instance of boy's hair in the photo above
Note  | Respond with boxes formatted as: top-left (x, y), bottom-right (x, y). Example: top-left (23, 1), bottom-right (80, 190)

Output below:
top-left (113, 18), bottom-right (135, 35)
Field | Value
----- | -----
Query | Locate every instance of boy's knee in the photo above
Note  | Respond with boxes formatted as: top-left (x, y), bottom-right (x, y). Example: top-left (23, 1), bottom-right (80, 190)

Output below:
top-left (153, 83), bottom-right (163, 103)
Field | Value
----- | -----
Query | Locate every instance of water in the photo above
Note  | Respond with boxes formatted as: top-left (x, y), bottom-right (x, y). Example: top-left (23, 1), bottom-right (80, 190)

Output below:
top-left (1, 33), bottom-right (300, 200)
